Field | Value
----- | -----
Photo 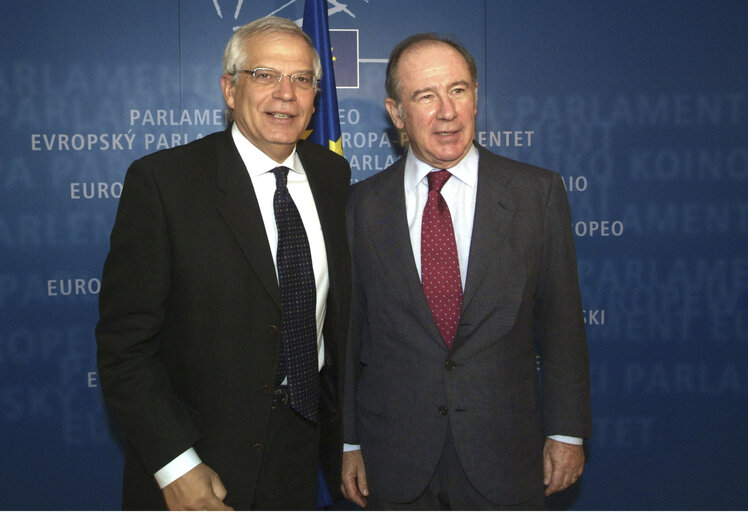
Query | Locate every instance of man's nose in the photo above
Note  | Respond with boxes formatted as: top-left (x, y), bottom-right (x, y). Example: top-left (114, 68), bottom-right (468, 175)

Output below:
top-left (273, 75), bottom-right (296, 99)
top-left (437, 97), bottom-right (456, 120)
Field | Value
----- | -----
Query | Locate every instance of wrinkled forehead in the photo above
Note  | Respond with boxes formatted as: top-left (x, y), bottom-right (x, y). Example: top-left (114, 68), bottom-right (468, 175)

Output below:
top-left (397, 41), bottom-right (472, 87)
top-left (243, 31), bottom-right (315, 68)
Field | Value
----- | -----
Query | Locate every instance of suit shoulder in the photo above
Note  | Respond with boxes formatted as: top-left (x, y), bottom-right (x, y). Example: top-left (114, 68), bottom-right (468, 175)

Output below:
top-left (129, 130), bottom-right (223, 176)
top-left (351, 157), bottom-right (404, 192)
top-left (478, 145), bottom-right (555, 179)
top-left (297, 139), bottom-right (351, 183)
top-left (297, 139), bottom-right (350, 167)
top-left (477, 145), bottom-right (561, 195)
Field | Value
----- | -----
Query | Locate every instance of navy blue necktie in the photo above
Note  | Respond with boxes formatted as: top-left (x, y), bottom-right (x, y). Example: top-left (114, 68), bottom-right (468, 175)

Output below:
top-left (272, 166), bottom-right (319, 422)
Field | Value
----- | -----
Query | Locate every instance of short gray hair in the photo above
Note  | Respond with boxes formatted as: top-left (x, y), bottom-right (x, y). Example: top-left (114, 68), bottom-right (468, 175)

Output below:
top-left (222, 16), bottom-right (322, 84)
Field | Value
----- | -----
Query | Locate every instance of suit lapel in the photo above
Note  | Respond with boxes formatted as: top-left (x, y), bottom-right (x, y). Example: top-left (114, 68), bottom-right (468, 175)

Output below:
top-left (461, 148), bottom-right (516, 313)
top-left (213, 130), bottom-right (281, 309)
top-left (366, 162), bottom-right (444, 345)
top-left (296, 144), bottom-right (340, 298)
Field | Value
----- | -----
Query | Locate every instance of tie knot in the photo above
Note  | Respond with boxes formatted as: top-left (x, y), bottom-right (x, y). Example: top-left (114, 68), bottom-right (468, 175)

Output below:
top-left (272, 166), bottom-right (290, 189)
top-left (427, 169), bottom-right (452, 193)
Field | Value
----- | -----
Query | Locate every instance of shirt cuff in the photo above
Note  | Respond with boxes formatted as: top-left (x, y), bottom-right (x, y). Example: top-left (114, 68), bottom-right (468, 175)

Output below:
top-left (154, 448), bottom-right (202, 489)
top-left (343, 443), bottom-right (361, 452)
top-left (548, 435), bottom-right (583, 445)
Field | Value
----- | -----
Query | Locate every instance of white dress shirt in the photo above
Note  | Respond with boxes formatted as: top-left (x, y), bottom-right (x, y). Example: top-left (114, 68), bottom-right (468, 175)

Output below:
top-left (155, 124), bottom-right (329, 488)
top-left (405, 145), bottom-right (479, 288)
top-left (343, 147), bottom-right (581, 452)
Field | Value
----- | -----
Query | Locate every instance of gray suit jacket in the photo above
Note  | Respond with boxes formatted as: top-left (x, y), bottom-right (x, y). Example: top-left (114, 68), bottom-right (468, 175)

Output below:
top-left (344, 144), bottom-right (591, 505)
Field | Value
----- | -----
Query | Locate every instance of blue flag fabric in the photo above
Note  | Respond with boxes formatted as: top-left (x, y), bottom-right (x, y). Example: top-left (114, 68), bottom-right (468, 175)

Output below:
top-left (302, 0), bottom-right (344, 156)
top-left (303, 3), bottom-right (343, 507)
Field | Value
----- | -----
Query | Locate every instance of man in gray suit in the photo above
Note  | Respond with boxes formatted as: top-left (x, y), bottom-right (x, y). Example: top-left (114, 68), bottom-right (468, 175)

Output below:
top-left (341, 33), bottom-right (591, 510)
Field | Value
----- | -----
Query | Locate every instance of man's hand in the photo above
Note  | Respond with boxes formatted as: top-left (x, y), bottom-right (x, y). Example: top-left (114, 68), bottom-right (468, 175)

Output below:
top-left (341, 450), bottom-right (369, 508)
top-left (162, 463), bottom-right (233, 510)
top-left (543, 438), bottom-right (585, 496)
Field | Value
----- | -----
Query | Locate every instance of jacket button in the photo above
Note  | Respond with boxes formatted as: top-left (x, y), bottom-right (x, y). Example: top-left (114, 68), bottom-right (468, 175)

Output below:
top-left (252, 443), bottom-right (263, 452)
top-left (445, 360), bottom-right (456, 371)
top-left (260, 384), bottom-right (272, 394)
top-left (438, 405), bottom-right (448, 416)
top-left (267, 325), bottom-right (279, 334)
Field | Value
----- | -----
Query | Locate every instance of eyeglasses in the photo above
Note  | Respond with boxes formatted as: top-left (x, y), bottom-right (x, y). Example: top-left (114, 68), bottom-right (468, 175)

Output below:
top-left (235, 67), bottom-right (318, 90)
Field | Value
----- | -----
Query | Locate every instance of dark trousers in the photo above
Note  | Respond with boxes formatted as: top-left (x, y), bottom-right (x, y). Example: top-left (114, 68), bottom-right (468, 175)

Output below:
top-left (251, 399), bottom-right (320, 510)
top-left (366, 428), bottom-right (545, 511)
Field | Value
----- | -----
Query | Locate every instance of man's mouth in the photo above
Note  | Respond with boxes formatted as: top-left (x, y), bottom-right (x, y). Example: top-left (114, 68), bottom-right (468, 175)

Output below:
top-left (270, 112), bottom-right (292, 119)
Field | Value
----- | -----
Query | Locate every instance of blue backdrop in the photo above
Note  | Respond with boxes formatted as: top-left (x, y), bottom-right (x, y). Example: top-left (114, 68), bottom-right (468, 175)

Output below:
top-left (1, 1), bottom-right (746, 509)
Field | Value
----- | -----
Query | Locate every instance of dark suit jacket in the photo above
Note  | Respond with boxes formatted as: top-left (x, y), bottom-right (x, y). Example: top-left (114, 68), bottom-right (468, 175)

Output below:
top-left (344, 144), bottom-right (591, 505)
top-left (96, 128), bottom-right (351, 510)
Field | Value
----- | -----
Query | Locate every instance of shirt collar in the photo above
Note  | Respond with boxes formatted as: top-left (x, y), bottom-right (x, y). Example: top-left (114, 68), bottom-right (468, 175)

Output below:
top-left (231, 123), bottom-right (305, 177)
top-left (403, 144), bottom-right (479, 192)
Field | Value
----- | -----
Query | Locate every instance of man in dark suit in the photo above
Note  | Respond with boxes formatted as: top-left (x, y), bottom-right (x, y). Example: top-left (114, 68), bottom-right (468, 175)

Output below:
top-left (96, 16), bottom-right (350, 510)
top-left (341, 33), bottom-right (591, 510)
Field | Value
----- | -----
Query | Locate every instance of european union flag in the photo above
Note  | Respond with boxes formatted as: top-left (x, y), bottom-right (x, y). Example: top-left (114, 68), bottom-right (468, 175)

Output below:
top-left (302, 0), bottom-right (343, 156)
top-left (303, 5), bottom-right (342, 507)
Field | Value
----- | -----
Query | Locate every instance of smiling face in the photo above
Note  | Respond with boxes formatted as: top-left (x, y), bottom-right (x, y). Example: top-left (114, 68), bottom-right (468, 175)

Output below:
top-left (221, 31), bottom-right (316, 163)
top-left (385, 41), bottom-right (478, 169)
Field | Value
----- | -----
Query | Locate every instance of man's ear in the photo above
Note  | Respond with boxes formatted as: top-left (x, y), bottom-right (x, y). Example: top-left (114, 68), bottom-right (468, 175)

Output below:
top-left (473, 82), bottom-right (479, 114)
top-left (221, 74), bottom-right (236, 110)
top-left (385, 97), bottom-right (405, 129)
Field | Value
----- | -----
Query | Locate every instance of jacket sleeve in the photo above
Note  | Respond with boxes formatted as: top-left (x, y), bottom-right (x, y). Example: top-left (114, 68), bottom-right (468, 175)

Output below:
top-left (95, 158), bottom-right (201, 474)
top-left (534, 172), bottom-right (592, 439)
top-left (342, 183), bottom-right (368, 445)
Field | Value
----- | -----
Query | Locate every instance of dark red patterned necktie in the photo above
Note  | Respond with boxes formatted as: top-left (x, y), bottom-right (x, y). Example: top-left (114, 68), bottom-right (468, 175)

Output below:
top-left (421, 169), bottom-right (463, 349)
